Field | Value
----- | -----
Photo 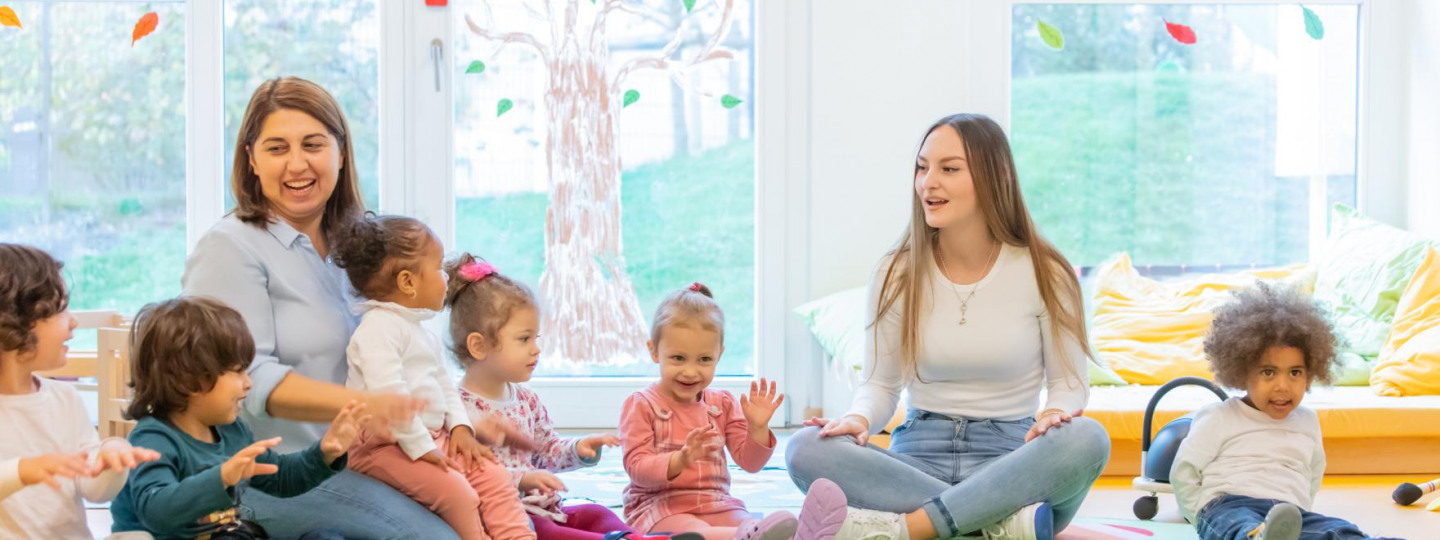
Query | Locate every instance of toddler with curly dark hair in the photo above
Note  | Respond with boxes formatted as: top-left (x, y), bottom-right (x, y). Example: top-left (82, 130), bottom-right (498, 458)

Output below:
top-left (1172, 282), bottom-right (1397, 540)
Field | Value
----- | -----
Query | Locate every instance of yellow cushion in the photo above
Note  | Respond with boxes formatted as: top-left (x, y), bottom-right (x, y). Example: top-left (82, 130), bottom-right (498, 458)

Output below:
top-left (1090, 254), bottom-right (1314, 385)
top-left (1373, 247), bottom-right (1440, 396)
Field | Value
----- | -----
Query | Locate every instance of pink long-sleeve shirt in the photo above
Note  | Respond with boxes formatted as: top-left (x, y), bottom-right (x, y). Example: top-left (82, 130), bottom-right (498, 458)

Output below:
top-left (619, 384), bottom-right (776, 533)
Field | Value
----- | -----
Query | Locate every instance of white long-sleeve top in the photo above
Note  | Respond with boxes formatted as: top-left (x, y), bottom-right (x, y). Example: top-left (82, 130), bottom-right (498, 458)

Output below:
top-left (346, 300), bottom-right (472, 459)
top-left (846, 244), bottom-right (1090, 432)
top-left (1, 377), bottom-right (129, 539)
top-left (1170, 397), bottom-right (1325, 524)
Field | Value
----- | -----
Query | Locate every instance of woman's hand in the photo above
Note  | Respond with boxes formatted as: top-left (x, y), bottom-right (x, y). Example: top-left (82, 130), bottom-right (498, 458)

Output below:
top-left (470, 413), bottom-right (537, 452)
top-left (361, 392), bottom-right (427, 436)
top-left (1025, 409), bottom-right (1084, 443)
top-left (805, 415), bottom-right (871, 446)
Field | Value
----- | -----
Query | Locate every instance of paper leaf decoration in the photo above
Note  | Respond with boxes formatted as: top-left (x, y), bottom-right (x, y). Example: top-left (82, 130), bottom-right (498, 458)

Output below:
top-left (1302, 7), bottom-right (1325, 40)
top-left (466, 60), bottom-right (486, 74)
top-left (1164, 19), bottom-right (1196, 45)
top-left (497, 98), bottom-right (514, 117)
top-left (132, 12), bottom-right (158, 47)
top-left (0, 6), bottom-right (22, 29)
top-left (1037, 19), bottom-right (1064, 50)
top-left (683, 0), bottom-right (695, 13)
top-left (623, 89), bottom-right (640, 108)
top-left (720, 94), bottom-right (742, 109)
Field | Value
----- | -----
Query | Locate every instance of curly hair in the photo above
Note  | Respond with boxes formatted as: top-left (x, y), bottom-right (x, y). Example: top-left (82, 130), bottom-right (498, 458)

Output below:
top-left (650, 283), bottom-right (725, 346)
top-left (444, 253), bottom-right (536, 368)
top-left (1203, 282), bottom-right (1339, 389)
top-left (0, 243), bottom-right (69, 355)
top-left (332, 215), bottom-right (436, 299)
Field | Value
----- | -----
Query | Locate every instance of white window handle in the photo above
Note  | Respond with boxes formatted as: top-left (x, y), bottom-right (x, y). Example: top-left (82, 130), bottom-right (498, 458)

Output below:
top-left (430, 38), bottom-right (444, 92)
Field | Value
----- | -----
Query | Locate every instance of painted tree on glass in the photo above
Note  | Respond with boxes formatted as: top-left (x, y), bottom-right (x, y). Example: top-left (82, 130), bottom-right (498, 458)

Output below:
top-left (466, 0), bottom-right (737, 367)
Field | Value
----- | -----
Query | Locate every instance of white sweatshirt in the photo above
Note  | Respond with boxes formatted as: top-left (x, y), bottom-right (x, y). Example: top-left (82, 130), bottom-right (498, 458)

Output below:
top-left (1, 377), bottom-right (129, 539)
top-left (847, 244), bottom-right (1090, 431)
top-left (1170, 397), bottom-right (1326, 524)
top-left (346, 300), bottom-right (472, 459)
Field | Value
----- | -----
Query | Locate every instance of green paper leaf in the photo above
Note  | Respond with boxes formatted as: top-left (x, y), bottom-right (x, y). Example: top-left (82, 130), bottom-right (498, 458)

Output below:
top-left (1302, 6), bottom-right (1324, 40)
top-left (1037, 19), bottom-right (1064, 51)
top-left (497, 98), bottom-right (513, 117)
top-left (683, 0), bottom-right (695, 13)
top-left (466, 60), bottom-right (486, 74)
top-left (720, 94), bottom-right (742, 109)
top-left (623, 89), bottom-right (640, 108)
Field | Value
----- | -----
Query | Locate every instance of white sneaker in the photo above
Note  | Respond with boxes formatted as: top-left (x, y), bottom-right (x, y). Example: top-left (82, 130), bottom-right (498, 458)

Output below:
top-left (834, 507), bottom-right (907, 540)
top-left (981, 502), bottom-right (1054, 540)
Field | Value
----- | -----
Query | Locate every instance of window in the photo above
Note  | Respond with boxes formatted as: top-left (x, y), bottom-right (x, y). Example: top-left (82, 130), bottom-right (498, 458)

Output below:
top-left (223, 0), bottom-right (380, 210)
top-left (1010, 3), bottom-right (1359, 270)
top-left (450, 0), bottom-right (757, 376)
top-left (0, 2), bottom-right (188, 329)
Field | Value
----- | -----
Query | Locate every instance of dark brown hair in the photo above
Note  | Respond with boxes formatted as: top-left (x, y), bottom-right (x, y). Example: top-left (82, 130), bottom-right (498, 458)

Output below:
top-left (126, 297), bottom-right (255, 421)
top-left (0, 243), bottom-right (69, 355)
top-left (444, 253), bottom-right (536, 368)
top-left (650, 283), bottom-right (725, 346)
top-left (332, 215), bottom-right (436, 299)
top-left (231, 76), bottom-right (365, 240)
top-left (875, 113), bottom-right (1090, 385)
top-left (1203, 282), bottom-right (1339, 389)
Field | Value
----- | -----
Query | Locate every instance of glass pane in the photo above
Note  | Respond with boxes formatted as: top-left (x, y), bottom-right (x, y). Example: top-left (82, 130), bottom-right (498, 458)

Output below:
top-left (223, 0), bottom-right (380, 210)
top-left (1011, 4), bottom-right (1359, 269)
top-left (452, 0), bottom-right (757, 376)
top-left (0, 2), bottom-right (188, 337)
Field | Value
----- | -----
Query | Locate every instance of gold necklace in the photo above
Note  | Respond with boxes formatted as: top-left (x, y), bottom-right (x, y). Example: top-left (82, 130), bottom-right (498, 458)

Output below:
top-left (936, 240), bottom-right (1001, 325)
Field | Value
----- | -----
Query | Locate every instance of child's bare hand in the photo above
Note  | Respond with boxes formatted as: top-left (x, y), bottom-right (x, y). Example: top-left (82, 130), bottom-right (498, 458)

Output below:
top-left (679, 424), bottom-right (722, 467)
top-left (518, 470), bottom-right (567, 495)
top-left (448, 426), bottom-right (498, 470)
top-left (18, 452), bottom-right (89, 490)
top-left (418, 449), bottom-right (458, 472)
top-left (321, 401), bottom-right (368, 464)
top-left (221, 438), bottom-right (282, 487)
top-left (471, 413), bottom-right (536, 452)
top-left (576, 434), bottom-right (620, 461)
top-left (740, 378), bottom-right (784, 429)
top-left (91, 441), bottom-right (160, 476)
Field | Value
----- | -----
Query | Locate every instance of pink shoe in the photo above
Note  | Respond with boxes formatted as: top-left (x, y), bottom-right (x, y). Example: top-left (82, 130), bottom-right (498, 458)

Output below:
top-left (735, 511), bottom-right (799, 540)
top-left (795, 478), bottom-right (849, 540)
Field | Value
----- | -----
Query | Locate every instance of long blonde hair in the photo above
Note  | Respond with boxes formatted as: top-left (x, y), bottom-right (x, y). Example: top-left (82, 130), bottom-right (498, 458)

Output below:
top-left (873, 113), bottom-right (1091, 384)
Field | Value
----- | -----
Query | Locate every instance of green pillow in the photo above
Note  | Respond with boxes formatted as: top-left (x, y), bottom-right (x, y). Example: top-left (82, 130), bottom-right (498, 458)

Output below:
top-left (794, 286), bottom-right (1128, 386)
top-left (1314, 204), bottom-right (1434, 358)
top-left (1332, 352), bottom-right (1375, 387)
top-left (793, 287), bottom-right (868, 386)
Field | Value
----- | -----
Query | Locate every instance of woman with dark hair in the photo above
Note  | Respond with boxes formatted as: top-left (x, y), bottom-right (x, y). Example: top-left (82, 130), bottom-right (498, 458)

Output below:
top-left (183, 77), bottom-right (459, 539)
top-left (785, 114), bottom-right (1111, 540)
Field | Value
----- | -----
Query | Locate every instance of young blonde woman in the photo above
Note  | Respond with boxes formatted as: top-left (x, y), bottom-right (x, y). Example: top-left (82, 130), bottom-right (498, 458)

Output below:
top-left (785, 114), bottom-right (1110, 540)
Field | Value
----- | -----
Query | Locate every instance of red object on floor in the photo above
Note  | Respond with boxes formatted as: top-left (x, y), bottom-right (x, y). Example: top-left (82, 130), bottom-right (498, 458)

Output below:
top-left (425, 0), bottom-right (447, 6)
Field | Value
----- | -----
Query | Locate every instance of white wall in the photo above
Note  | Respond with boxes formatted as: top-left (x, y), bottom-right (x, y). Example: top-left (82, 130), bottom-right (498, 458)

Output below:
top-left (1404, 0), bottom-right (1440, 239)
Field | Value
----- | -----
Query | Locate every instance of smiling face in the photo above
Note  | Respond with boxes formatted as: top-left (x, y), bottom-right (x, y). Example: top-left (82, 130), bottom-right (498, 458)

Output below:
top-left (648, 323), bottom-right (724, 404)
top-left (914, 124), bottom-right (981, 231)
top-left (185, 368), bottom-right (252, 427)
top-left (247, 108), bottom-right (342, 229)
top-left (1243, 346), bottom-right (1310, 420)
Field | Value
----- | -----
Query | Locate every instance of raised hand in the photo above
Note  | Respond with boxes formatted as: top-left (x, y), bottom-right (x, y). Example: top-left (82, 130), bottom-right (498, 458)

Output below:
top-left (678, 424), bottom-right (722, 468)
top-left (320, 400), bottom-right (368, 464)
top-left (220, 438), bottom-right (282, 487)
top-left (576, 433), bottom-right (620, 461)
top-left (18, 452), bottom-right (89, 490)
top-left (739, 378), bottom-right (785, 429)
top-left (90, 441), bottom-right (160, 476)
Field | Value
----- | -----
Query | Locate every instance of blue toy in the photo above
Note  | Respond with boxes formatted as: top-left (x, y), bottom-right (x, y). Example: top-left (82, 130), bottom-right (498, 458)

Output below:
top-left (1131, 376), bottom-right (1229, 520)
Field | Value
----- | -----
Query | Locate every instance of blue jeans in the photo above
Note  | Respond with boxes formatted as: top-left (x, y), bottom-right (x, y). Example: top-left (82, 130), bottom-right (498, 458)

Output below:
top-left (244, 468), bottom-right (460, 540)
top-left (1196, 494), bottom-right (1396, 540)
top-left (786, 411), bottom-right (1110, 538)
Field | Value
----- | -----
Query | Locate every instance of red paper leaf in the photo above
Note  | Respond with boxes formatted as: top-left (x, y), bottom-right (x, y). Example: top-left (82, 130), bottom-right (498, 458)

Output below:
top-left (132, 12), bottom-right (158, 47)
top-left (1164, 19), bottom-right (1196, 45)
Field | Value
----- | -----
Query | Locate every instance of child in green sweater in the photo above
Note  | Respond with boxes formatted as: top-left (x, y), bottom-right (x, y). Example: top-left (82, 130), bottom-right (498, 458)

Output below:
top-left (109, 296), bottom-right (368, 539)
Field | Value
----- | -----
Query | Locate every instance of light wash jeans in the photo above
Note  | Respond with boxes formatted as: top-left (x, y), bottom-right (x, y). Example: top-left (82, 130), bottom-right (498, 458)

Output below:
top-left (244, 468), bottom-right (461, 540)
top-left (786, 411), bottom-right (1110, 538)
